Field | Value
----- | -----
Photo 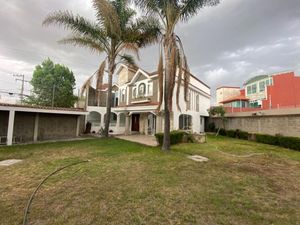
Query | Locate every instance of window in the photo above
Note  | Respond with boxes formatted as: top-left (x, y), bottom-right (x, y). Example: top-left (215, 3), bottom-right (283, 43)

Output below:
top-left (147, 83), bottom-right (153, 96)
top-left (87, 111), bottom-right (101, 126)
top-left (121, 89), bottom-right (126, 102)
top-left (138, 83), bottom-right (146, 96)
top-left (179, 114), bottom-right (192, 130)
top-left (247, 86), bottom-right (252, 95)
top-left (132, 87), bottom-right (136, 99)
top-left (259, 81), bottom-right (265, 92)
top-left (251, 84), bottom-right (257, 94)
top-left (266, 79), bottom-right (269, 86)
top-left (187, 91), bottom-right (191, 110)
top-left (104, 113), bottom-right (117, 127)
top-left (196, 95), bottom-right (200, 112)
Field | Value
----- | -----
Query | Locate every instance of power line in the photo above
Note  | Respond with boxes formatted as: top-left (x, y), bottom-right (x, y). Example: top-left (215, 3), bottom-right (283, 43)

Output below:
top-left (13, 74), bottom-right (30, 104)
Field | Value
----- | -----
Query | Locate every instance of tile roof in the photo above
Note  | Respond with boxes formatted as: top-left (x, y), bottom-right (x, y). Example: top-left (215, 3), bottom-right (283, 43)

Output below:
top-left (0, 103), bottom-right (86, 112)
top-left (220, 95), bottom-right (249, 104)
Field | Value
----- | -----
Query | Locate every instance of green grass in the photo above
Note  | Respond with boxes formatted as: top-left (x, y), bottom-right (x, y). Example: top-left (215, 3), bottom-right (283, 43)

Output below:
top-left (0, 136), bottom-right (299, 225)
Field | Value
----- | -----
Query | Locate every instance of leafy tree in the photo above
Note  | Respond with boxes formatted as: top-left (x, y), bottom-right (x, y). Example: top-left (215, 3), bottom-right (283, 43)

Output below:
top-left (134, 0), bottom-right (220, 150)
top-left (26, 59), bottom-right (77, 108)
top-left (43, 0), bottom-right (160, 137)
top-left (208, 106), bottom-right (226, 136)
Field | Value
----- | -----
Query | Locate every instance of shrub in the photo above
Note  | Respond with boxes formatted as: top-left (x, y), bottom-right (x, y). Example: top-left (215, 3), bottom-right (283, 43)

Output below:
top-left (208, 122), bottom-right (216, 132)
top-left (218, 128), bottom-right (227, 136)
top-left (278, 136), bottom-right (300, 151)
top-left (236, 130), bottom-right (249, 140)
top-left (255, 134), bottom-right (279, 146)
top-left (226, 130), bottom-right (236, 138)
top-left (155, 131), bottom-right (186, 146)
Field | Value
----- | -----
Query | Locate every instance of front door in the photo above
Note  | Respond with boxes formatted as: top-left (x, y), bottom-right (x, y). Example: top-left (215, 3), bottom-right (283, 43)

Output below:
top-left (131, 114), bottom-right (140, 132)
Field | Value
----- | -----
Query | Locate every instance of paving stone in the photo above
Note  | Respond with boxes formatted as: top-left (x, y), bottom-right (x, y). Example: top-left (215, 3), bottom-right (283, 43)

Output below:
top-left (0, 159), bottom-right (22, 166)
top-left (187, 155), bottom-right (209, 162)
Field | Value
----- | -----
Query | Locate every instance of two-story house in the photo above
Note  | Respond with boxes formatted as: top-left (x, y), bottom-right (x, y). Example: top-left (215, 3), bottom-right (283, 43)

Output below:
top-left (85, 64), bottom-right (211, 135)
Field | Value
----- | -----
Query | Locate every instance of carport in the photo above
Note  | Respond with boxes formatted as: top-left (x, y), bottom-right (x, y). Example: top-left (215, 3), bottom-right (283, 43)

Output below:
top-left (0, 103), bottom-right (87, 146)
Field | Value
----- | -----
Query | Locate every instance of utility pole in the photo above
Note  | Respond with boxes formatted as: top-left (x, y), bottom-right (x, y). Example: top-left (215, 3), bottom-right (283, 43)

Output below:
top-left (14, 74), bottom-right (30, 104)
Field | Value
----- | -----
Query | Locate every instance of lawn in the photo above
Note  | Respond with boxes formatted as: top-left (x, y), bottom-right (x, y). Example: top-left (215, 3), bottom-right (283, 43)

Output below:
top-left (0, 136), bottom-right (299, 225)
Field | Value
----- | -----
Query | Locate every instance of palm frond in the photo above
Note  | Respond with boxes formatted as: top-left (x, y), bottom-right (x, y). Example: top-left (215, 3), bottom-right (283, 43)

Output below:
top-left (119, 54), bottom-right (136, 66)
top-left (43, 10), bottom-right (104, 40)
top-left (93, 0), bottom-right (121, 37)
top-left (117, 43), bottom-right (140, 60)
top-left (180, 0), bottom-right (220, 21)
top-left (96, 60), bottom-right (106, 106)
top-left (80, 74), bottom-right (94, 96)
top-left (58, 36), bottom-right (105, 53)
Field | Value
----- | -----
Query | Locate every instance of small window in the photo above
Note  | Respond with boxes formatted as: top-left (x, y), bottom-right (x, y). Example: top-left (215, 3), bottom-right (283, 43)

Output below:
top-left (251, 84), bottom-right (257, 94)
top-left (196, 95), bottom-right (200, 112)
top-left (147, 83), bottom-right (153, 96)
top-left (121, 89), bottom-right (126, 102)
top-left (259, 81), bottom-right (265, 92)
top-left (247, 86), bottom-right (252, 95)
top-left (179, 114), bottom-right (192, 130)
top-left (266, 79), bottom-right (270, 86)
top-left (132, 87), bottom-right (136, 99)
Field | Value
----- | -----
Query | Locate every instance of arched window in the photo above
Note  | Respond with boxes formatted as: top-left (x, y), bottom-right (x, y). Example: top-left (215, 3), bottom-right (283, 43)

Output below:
top-left (104, 113), bottom-right (118, 127)
top-left (179, 114), bottom-right (192, 130)
top-left (119, 113), bottom-right (126, 127)
top-left (138, 83), bottom-right (146, 96)
top-left (87, 111), bottom-right (101, 126)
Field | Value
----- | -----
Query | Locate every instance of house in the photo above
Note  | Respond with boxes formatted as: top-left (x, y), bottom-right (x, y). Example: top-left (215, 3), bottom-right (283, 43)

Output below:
top-left (216, 71), bottom-right (300, 111)
top-left (85, 64), bottom-right (211, 135)
top-left (0, 103), bottom-right (87, 146)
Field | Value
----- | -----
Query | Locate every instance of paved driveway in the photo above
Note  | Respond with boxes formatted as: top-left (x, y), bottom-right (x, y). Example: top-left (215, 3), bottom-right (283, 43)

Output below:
top-left (116, 135), bottom-right (158, 147)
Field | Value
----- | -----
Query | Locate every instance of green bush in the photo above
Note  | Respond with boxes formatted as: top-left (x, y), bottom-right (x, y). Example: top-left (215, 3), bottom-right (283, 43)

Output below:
top-left (236, 130), bottom-right (249, 140)
top-left (155, 131), bottom-right (186, 146)
top-left (255, 134), bottom-right (279, 146)
top-left (208, 122), bottom-right (216, 132)
top-left (218, 128), bottom-right (227, 136)
top-left (226, 130), bottom-right (236, 138)
top-left (278, 136), bottom-right (300, 151)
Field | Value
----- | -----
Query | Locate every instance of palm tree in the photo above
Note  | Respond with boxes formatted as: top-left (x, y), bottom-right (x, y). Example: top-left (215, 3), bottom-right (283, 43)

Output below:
top-left (43, 0), bottom-right (160, 137)
top-left (134, 0), bottom-right (219, 150)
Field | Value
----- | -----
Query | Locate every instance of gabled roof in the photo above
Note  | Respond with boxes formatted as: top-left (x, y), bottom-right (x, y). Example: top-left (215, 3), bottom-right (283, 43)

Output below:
top-left (220, 95), bottom-right (249, 104)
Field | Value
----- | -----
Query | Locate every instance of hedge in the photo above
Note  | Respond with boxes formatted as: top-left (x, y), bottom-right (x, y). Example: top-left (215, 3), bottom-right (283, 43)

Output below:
top-left (217, 129), bottom-right (300, 151)
top-left (255, 134), bottom-right (279, 146)
top-left (155, 131), bottom-right (186, 146)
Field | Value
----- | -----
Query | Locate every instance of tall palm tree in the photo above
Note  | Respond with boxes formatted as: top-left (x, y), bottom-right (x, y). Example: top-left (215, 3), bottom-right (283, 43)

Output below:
top-left (134, 0), bottom-right (219, 150)
top-left (43, 0), bottom-right (160, 137)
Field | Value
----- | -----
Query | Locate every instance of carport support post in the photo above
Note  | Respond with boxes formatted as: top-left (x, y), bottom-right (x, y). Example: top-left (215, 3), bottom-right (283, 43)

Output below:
top-left (76, 116), bottom-right (81, 137)
top-left (125, 114), bottom-right (130, 135)
top-left (7, 110), bottom-right (15, 146)
top-left (33, 113), bottom-right (39, 142)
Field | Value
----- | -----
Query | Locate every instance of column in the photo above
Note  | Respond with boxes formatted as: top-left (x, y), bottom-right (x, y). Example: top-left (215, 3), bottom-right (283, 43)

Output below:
top-left (76, 115), bottom-right (81, 137)
top-left (125, 113), bottom-right (130, 135)
top-left (7, 110), bottom-right (15, 146)
top-left (33, 113), bottom-right (39, 142)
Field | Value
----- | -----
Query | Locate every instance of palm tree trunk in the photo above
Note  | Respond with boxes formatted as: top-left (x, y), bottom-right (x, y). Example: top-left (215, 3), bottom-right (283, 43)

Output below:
top-left (104, 59), bottom-right (114, 137)
top-left (162, 43), bottom-right (171, 151)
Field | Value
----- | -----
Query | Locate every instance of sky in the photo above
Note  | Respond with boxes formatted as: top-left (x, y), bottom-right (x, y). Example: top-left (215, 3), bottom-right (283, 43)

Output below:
top-left (0, 0), bottom-right (300, 103)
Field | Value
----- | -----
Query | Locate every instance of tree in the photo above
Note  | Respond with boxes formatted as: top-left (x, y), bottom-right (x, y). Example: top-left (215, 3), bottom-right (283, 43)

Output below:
top-left (26, 59), bottom-right (77, 108)
top-left (208, 106), bottom-right (226, 136)
top-left (43, 0), bottom-right (160, 137)
top-left (134, 0), bottom-right (220, 150)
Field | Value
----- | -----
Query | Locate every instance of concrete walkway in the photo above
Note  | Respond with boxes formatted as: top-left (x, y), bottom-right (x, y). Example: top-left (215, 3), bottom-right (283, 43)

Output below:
top-left (116, 135), bottom-right (159, 147)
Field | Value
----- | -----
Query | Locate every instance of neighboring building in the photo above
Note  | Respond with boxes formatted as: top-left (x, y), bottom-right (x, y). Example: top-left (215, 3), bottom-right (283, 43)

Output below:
top-left (0, 103), bottom-right (87, 146)
top-left (216, 71), bottom-right (300, 111)
top-left (216, 86), bottom-right (242, 106)
top-left (85, 64), bottom-right (211, 135)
